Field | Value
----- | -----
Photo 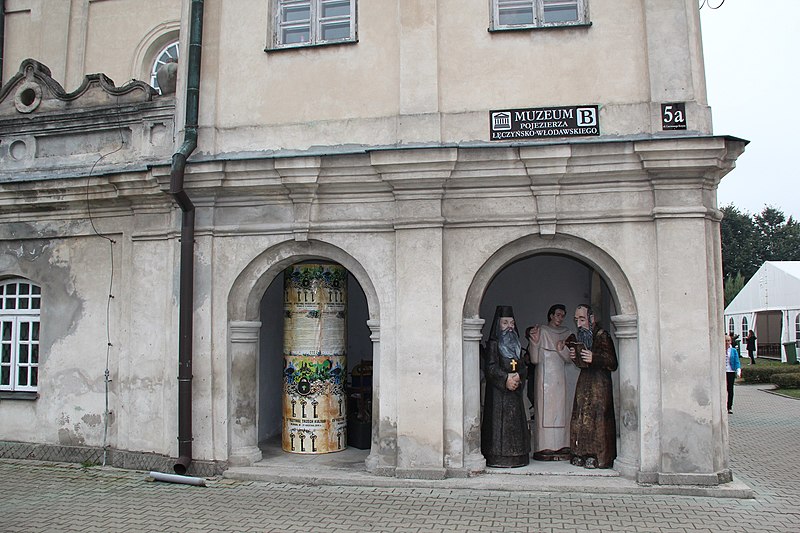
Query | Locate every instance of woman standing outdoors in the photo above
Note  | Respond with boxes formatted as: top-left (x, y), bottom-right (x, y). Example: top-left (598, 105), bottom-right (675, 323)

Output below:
top-left (745, 330), bottom-right (757, 364)
top-left (725, 335), bottom-right (742, 414)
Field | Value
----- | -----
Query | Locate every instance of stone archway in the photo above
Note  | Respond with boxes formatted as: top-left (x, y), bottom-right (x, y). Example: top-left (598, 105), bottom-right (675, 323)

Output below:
top-left (461, 233), bottom-right (641, 479)
top-left (226, 239), bottom-right (381, 467)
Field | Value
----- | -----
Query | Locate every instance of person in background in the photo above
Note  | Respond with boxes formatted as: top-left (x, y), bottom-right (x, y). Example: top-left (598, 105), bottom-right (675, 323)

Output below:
top-left (725, 335), bottom-right (741, 414)
top-left (745, 330), bottom-right (757, 365)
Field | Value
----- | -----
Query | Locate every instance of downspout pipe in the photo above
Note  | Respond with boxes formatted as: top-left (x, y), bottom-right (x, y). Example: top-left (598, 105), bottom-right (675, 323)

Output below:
top-left (170, 0), bottom-right (204, 476)
top-left (1, 0), bottom-right (6, 86)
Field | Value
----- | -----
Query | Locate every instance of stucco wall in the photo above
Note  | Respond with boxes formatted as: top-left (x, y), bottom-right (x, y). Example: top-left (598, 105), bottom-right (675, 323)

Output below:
top-left (2, 0), bottom-right (181, 91)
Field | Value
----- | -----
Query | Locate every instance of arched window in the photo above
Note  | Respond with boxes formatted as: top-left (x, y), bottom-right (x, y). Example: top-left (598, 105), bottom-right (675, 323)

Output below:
top-left (728, 317), bottom-right (735, 335)
top-left (795, 314), bottom-right (800, 342)
top-left (150, 41), bottom-right (180, 94)
top-left (0, 279), bottom-right (41, 392)
top-left (741, 317), bottom-right (748, 337)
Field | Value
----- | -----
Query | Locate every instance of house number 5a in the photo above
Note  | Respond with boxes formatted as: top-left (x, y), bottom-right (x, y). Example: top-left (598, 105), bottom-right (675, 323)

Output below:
top-left (662, 103), bottom-right (687, 130)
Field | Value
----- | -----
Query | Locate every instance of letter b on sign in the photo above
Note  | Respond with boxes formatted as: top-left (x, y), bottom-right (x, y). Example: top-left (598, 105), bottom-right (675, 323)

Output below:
top-left (576, 107), bottom-right (597, 127)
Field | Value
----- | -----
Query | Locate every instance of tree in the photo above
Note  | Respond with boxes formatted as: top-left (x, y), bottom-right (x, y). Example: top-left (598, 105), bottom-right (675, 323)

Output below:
top-left (720, 205), bottom-right (758, 280)
top-left (723, 272), bottom-right (745, 307)
top-left (720, 204), bottom-right (800, 305)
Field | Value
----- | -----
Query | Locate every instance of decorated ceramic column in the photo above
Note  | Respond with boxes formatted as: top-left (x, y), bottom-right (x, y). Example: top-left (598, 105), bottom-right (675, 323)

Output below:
top-left (283, 264), bottom-right (347, 453)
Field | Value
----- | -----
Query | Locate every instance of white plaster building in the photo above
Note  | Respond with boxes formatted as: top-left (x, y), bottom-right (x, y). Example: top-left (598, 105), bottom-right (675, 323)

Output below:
top-left (0, 0), bottom-right (745, 485)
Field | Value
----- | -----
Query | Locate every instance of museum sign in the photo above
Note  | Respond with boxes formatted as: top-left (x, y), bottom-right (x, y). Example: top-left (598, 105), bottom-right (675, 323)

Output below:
top-left (490, 105), bottom-right (600, 140)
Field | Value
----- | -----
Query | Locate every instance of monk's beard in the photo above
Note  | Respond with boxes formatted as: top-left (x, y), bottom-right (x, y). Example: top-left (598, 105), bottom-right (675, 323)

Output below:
top-left (577, 327), bottom-right (594, 350)
top-left (499, 328), bottom-right (521, 359)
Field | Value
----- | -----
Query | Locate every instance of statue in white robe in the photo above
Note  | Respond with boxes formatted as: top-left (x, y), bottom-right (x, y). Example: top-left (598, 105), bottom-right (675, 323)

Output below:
top-left (527, 304), bottom-right (573, 461)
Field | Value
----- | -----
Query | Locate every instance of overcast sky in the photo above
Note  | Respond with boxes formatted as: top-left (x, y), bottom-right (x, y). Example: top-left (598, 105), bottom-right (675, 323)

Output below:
top-left (700, 0), bottom-right (800, 219)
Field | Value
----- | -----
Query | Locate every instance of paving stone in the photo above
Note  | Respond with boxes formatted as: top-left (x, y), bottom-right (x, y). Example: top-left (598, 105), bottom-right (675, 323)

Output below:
top-left (1, 384), bottom-right (798, 532)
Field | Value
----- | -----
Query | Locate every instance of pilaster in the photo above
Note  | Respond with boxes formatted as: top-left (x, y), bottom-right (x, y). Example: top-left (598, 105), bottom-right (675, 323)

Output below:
top-left (227, 320), bottom-right (263, 466)
top-left (610, 314), bottom-right (640, 480)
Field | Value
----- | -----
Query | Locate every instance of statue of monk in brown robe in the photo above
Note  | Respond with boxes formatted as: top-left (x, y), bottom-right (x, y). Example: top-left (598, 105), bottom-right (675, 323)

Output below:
top-left (566, 304), bottom-right (618, 469)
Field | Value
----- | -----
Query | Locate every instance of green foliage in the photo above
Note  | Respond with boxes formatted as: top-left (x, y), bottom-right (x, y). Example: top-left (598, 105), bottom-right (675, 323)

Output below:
top-left (774, 388), bottom-right (800, 399)
top-left (723, 272), bottom-right (745, 307)
top-left (771, 372), bottom-right (800, 389)
top-left (742, 359), bottom-right (800, 383)
top-left (720, 205), bottom-right (759, 280)
top-left (720, 205), bottom-right (800, 303)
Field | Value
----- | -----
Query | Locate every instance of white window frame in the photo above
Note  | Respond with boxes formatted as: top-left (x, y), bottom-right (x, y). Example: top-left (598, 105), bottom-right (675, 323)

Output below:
top-left (491, 0), bottom-right (588, 30)
top-left (0, 279), bottom-right (41, 393)
top-left (741, 317), bottom-right (748, 337)
top-left (795, 314), bottom-right (799, 342)
top-left (151, 40), bottom-right (180, 94)
top-left (270, 0), bottom-right (357, 50)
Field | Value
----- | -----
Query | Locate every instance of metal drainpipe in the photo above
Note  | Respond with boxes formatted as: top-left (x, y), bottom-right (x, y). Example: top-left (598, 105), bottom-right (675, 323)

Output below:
top-left (170, 0), bottom-right (204, 476)
top-left (1, 0), bottom-right (6, 86)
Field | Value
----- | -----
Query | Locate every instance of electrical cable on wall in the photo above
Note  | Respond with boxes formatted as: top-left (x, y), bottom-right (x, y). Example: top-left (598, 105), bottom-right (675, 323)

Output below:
top-left (699, 0), bottom-right (725, 9)
top-left (84, 96), bottom-right (125, 467)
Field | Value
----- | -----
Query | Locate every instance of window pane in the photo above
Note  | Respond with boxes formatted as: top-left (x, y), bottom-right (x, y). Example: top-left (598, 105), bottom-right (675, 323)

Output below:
top-left (2, 322), bottom-right (11, 341)
top-left (32, 322), bottom-right (40, 340)
top-left (283, 26), bottom-right (310, 43)
top-left (32, 297), bottom-right (41, 310)
top-left (7, 299), bottom-right (16, 310)
top-left (321, 0), bottom-right (350, 18)
top-left (19, 283), bottom-right (30, 295)
top-left (499, 8), bottom-right (534, 25)
top-left (32, 285), bottom-right (41, 295)
top-left (2, 344), bottom-right (10, 363)
top-left (6, 284), bottom-right (16, 295)
top-left (18, 366), bottom-right (28, 387)
top-left (32, 345), bottom-right (39, 364)
top-left (20, 322), bottom-right (29, 341)
top-left (20, 298), bottom-right (29, 310)
top-left (542, 0), bottom-right (579, 23)
top-left (321, 21), bottom-right (350, 40)
top-left (282, 5), bottom-right (311, 23)
top-left (543, 5), bottom-right (578, 23)
top-left (31, 367), bottom-right (38, 387)
top-left (1, 366), bottom-right (9, 386)
top-left (19, 344), bottom-right (28, 363)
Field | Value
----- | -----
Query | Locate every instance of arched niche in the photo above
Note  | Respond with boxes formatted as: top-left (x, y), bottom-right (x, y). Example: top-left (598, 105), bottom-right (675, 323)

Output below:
top-left (461, 233), bottom-right (641, 479)
top-left (226, 239), bottom-right (381, 467)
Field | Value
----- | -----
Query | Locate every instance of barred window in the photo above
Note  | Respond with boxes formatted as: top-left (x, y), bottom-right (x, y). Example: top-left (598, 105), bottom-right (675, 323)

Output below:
top-left (270, 0), bottom-right (356, 49)
top-left (492, 0), bottom-right (588, 30)
top-left (0, 279), bottom-right (41, 393)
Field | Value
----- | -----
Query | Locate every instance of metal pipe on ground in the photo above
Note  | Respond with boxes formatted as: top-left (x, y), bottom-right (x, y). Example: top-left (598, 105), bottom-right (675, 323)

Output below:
top-left (149, 471), bottom-right (206, 487)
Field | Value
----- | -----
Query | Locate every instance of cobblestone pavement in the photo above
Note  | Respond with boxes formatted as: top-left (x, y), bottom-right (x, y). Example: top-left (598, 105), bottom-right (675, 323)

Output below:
top-left (2, 384), bottom-right (798, 532)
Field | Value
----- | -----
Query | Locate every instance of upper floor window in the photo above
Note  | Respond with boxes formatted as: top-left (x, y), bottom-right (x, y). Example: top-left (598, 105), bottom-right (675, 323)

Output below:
top-left (151, 41), bottom-right (180, 94)
top-left (491, 0), bottom-right (588, 30)
top-left (0, 279), bottom-right (41, 393)
top-left (270, 0), bottom-right (356, 49)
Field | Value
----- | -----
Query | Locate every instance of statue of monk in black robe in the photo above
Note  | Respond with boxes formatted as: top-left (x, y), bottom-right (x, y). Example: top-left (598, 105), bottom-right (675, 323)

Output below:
top-left (481, 305), bottom-right (530, 467)
top-left (566, 304), bottom-right (618, 469)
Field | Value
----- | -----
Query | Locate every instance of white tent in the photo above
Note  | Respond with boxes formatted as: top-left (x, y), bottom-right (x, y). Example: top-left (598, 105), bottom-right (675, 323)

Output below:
top-left (724, 261), bottom-right (800, 362)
